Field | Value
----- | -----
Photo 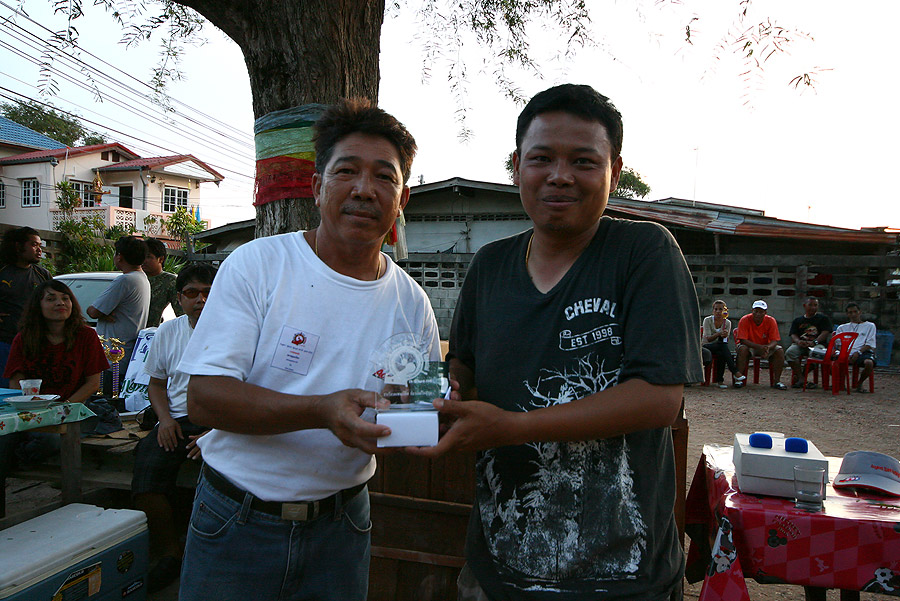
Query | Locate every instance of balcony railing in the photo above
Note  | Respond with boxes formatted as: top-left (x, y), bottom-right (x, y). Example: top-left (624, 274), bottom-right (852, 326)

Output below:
top-left (49, 206), bottom-right (207, 239)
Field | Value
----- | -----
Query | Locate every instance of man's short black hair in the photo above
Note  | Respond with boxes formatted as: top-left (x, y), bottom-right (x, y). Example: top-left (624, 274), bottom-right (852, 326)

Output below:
top-left (313, 98), bottom-right (417, 184)
top-left (845, 302), bottom-right (860, 311)
top-left (115, 235), bottom-right (147, 267)
top-left (176, 263), bottom-right (217, 292)
top-left (0, 226), bottom-right (40, 265)
top-left (515, 84), bottom-right (624, 160)
top-left (144, 237), bottom-right (167, 260)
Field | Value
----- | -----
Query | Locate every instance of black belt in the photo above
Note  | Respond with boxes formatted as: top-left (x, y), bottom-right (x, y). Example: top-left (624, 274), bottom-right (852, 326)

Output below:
top-left (202, 464), bottom-right (366, 521)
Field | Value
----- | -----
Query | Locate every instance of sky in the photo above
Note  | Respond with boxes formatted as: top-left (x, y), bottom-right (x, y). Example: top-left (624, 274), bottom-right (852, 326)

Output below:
top-left (1, 0), bottom-right (898, 231)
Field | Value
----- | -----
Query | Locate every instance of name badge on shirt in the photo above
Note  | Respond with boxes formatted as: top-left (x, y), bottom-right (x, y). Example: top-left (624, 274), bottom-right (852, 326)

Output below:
top-left (271, 325), bottom-right (319, 375)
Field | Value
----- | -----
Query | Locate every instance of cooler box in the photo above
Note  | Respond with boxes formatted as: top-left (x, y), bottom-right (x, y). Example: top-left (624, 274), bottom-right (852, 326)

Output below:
top-left (0, 388), bottom-right (22, 401)
top-left (0, 504), bottom-right (148, 600)
top-left (733, 433), bottom-right (829, 499)
top-left (876, 331), bottom-right (893, 366)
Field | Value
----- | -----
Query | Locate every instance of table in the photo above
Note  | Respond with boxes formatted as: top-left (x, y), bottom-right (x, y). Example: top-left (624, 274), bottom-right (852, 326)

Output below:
top-left (686, 444), bottom-right (900, 601)
top-left (0, 399), bottom-right (96, 520)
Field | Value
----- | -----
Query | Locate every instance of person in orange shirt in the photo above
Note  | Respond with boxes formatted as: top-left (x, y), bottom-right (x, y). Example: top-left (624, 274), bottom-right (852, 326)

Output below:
top-left (734, 300), bottom-right (787, 389)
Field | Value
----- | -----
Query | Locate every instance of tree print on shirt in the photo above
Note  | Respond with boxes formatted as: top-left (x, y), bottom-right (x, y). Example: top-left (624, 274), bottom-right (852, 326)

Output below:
top-left (477, 353), bottom-right (648, 583)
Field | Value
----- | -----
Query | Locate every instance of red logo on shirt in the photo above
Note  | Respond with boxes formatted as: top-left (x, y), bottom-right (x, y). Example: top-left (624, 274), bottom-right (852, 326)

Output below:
top-left (292, 333), bottom-right (306, 346)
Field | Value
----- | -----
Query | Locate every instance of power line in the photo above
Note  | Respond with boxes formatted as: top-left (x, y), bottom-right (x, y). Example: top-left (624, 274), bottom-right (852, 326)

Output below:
top-left (0, 24), bottom-right (257, 162)
top-left (0, 5), bottom-right (258, 176)
top-left (0, 87), bottom-right (256, 183)
top-left (0, 0), bottom-right (253, 143)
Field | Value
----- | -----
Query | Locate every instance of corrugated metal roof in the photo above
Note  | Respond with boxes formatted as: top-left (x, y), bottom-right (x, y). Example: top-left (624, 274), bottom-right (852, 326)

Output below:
top-left (412, 178), bottom-right (899, 246)
top-left (0, 115), bottom-right (66, 151)
top-left (605, 198), bottom-right (898, 245)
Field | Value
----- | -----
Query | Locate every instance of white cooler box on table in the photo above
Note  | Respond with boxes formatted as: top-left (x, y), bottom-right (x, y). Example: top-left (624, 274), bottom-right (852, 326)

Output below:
top-left (733, 433), bottom-right (829, 499)
top-left (0, 504), bottom-right (148, 601)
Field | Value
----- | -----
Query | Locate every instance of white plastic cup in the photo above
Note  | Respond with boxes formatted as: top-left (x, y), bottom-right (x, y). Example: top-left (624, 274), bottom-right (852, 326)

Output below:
top-left (20, 379), bottom-right (42, 396)
top-left (794, 466), bottom-right (826, 511)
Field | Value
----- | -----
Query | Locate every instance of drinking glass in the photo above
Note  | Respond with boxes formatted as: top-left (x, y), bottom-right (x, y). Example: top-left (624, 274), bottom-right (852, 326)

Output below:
top-left (794, 466), bottom-right (826, 511)
top-left (20, 379), bottom-right (42, 396)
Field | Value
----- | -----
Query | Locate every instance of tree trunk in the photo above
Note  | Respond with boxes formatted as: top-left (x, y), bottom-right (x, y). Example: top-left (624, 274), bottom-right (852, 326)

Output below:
top-left (177, 0), bottom-right (385, 237)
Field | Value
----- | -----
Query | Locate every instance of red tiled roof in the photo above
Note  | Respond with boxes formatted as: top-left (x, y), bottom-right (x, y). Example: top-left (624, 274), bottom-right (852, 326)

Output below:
top-left (0, 142), bottom-right (139, 164)
top-left (95, 154), bottom-right (223, 181)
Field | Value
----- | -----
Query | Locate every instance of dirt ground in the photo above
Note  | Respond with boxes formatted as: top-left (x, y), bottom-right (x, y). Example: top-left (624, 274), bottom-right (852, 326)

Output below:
top-left (4, 367), bottom-right (899, 600)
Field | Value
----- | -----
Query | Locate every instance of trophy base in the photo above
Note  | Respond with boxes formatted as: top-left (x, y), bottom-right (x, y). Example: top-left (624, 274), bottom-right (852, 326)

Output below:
top-left (376, 411), bottom-right (439, 447)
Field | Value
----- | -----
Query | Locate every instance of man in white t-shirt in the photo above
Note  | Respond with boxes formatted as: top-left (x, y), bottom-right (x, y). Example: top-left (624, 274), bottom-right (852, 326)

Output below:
top-left (131, 263), bottom-right (216, 593)
top-left (835, 302), bottom-right (877, 393)
top-left (176, 99), bottom-right (440, 601)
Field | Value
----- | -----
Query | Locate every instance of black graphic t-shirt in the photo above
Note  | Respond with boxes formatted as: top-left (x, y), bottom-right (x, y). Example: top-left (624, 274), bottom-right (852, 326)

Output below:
top-left (789, 313), bottom-right (832, 343)
top-left (451, 218), bottom-right (703, 600)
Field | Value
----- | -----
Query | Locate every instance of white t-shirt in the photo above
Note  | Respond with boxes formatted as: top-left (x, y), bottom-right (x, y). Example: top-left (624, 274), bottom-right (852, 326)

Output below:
top-left (143, 315), bottom-right (194, 419)
top-left (178, 231), bottom-right (440, 502)
top-left (93, 270), bottom-right (150, 344)
top-left (835, 321), bottom-right (877, 355)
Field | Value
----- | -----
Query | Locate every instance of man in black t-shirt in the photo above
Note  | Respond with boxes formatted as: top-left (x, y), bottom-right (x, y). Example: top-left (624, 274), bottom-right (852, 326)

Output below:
top-left (410, 85), bottom-right (702, 601)
top-left (786, 297), bottom-right (832, 388)
top-left (0, 227), bottom-right (51, 387)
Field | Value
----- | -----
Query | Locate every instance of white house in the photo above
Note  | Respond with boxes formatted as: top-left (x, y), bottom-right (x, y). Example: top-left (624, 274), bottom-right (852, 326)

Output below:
top-left (0, 122), bottom-right (222, 239)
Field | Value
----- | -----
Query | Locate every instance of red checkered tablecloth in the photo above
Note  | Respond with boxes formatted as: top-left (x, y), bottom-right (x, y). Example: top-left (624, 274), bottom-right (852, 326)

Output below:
top-left (686, 445), bottom-right (900, 599)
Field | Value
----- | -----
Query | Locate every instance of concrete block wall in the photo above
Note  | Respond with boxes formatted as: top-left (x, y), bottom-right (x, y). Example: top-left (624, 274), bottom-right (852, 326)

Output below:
top-left (689, 258), bottom-right (900, 364)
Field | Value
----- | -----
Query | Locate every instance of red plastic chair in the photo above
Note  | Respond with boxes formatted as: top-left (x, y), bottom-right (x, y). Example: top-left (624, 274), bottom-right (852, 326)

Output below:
top-left (751, 356), bottom-right (776, 386)
top-left (804, 332), bottom-right (859, 395)
top-left (852, 364), bottom-right (876, 393)
top-left (703, 355), bottom-right (720, 386)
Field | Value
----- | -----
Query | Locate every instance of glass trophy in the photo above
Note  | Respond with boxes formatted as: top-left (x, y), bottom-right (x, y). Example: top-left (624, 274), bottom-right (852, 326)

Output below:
top-left (370, 333), bottom-right (447, 446)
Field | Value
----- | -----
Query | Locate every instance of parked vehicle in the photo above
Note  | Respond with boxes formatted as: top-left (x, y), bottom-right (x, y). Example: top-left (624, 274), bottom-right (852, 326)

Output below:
top-left (54, 272), bottom-right (174, 327)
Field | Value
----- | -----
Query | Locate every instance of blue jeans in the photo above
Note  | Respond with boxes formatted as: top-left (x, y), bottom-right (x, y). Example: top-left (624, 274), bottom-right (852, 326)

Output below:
top-left (178, 472), bottom-right (371, 601)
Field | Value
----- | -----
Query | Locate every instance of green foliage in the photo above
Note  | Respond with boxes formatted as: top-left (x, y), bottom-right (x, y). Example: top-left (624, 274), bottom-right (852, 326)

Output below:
top-left (55, 181), bottom-right (82, 215)
top-left (164, 207), bottom-right (206, 250)
top-left (39, 256), bottom-right (57, 277)
top-left (163, 255), bottom-right (187, 274)
top-left (614, 167), bottom-right (652, 199)
top-left (56, 216), bottom-right (108, 273)
top-left (80, 245), bottom-right (117, 272)
top-left (504, 151), bottom-right (515, 182)
top-left (104, 224), bottom-right (136, 240)
top-left (0, 100), bottom-right (106, 146)
top-left (82, 133), bottom-right (108, 145)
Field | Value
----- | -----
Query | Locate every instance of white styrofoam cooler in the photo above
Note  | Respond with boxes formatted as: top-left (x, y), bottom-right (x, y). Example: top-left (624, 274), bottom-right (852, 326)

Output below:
top-left (733, 433), bottom-right (829, 499)
top-left (0, 504), bottom-right (148, 600)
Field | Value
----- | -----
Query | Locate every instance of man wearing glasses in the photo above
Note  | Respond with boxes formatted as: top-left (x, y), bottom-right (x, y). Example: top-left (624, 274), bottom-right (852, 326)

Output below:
top-left (131, 263), bottom-right (216, 593)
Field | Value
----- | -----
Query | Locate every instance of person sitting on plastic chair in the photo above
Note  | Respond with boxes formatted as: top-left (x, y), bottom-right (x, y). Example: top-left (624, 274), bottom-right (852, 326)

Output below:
top-left (734, 300), bottom-right (787, 390)
top-left (785, 297), bottom-right (832, 389)
top-left (835, 302), bottom-right (877, 394)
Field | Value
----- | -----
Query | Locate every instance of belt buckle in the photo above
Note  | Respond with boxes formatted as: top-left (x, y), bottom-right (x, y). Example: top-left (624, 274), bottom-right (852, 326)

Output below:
top-left (281, 503), bottom-right (308, 521)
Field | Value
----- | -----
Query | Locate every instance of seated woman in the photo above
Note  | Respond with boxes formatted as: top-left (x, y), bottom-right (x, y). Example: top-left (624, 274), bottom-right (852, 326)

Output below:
top-left (1, 280), bottom-right (109, 470)
top-left (701, 299), bottom-right (744, 388)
